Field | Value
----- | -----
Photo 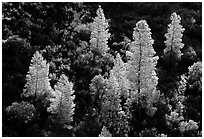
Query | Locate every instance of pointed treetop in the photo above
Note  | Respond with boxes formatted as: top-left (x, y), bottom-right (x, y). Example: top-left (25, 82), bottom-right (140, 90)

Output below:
top-left (90, 5), bottom-right (110, 56)
top-left (96, 5), bottom-right (104, 17)
top-left (135, 20), bottom-right (150, 31)
top-left (110, 53), bottom-right (127, 82)
top-left (31, 51), bottom-right (47, 66)
top-left (114, 53), bottom-right (125, 69)
top-left (132, 20), bottom-right (153, 45)
top-left (22, 51), bottom-right (51, 99)
top-left (168, 12), bottom-right (184, 32)
top-left (170, 12), bottom-right (181, 22)
top-left (163, 12), bottom-right (185, 60)
top-left (95, 4), bottom-right (107, 26)
top-left (131, 20), bottom-right (155, 56)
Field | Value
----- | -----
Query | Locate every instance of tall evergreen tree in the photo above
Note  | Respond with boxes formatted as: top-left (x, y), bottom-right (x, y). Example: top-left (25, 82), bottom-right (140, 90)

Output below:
top-left (21, 51), bottom-right (53, 134)
top-left (157, 13), bottom-right (185, 110)
top-left (90, 74), bottom-right (107, 113)
top-left (5, 51), bottom-right (52, 136)
top-left (100, 61), bottom-right (130, 136)
top-left (21, 51), bottom-right (52, 103)
top-left (48, 74), bottom-right (75, 129)
top-left (90, 5), bottom-right (110, 56)
top-left (127, 20), bottom-right (159, 116)
top-left (110, 53), bottom-right (130, 97)
top-left (90, 53), bottom-right (130, 136)
top-left (72, 6), bottom-right (114, 135)
top-left (163, 12), bottom-right (185, 68)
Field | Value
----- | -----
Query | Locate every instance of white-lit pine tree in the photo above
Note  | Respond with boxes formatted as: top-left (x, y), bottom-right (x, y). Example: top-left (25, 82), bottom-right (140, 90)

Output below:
top-left (126, 20), bottom-right (159, 117)
top-left (91, 54), bottom-right (130, 136)
top-left (90, 74), bottom-right (107, 110)
top-left (100, 71), bottom-right (129, 136)
top-left (111, 53), bottom-right (130, 97)
top-left (5, 51), bottom-right (53, 134)
top-left (47, 74), bottom-right (75, 129)
top-left (163, 13), bottom-right (185, 64)
top-left (90, 5), bottom-right (110, 56)
top-left (21, 51), bottom-right (52, 103)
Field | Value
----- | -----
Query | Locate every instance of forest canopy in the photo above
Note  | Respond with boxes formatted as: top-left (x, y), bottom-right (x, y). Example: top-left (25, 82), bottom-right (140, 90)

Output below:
top-left (2, 2), bottom-right (202, 137)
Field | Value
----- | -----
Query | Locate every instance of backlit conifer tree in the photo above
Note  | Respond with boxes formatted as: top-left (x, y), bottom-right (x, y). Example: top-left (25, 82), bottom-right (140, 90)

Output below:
top-left (127, 20), bottom-right (159, 116)
top-left (90, 5), bottom-right (110, 56)
top-left (90, 54), bottom-right (130, 136)
top-left (163, 12), bottom-right (185, 63)
top-left (48, 74), bottom-right (75, 129)
top-left (21, 51), bottom-right (52, 103)
top-left (90, 74), bottom-right (107, 113)
top-left (5, 51), bottom-right (52, 136)
top-left (100, 70), bottom-right (129, 136)
top-left (110, 53), bottom-right (130, 97)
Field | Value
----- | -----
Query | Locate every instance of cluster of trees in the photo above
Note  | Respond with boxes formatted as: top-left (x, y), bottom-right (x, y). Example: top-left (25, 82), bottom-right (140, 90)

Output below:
top-left (2, 2), bottom-right (202, 137)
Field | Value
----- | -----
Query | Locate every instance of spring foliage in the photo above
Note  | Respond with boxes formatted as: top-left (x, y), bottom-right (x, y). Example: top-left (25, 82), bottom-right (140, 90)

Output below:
top-left (48, 74), bottom-right (75, 127)
top-left (90, 5), bottom-right (110, 56)
top-left (21, 51), bottom-right (52, 101)
top-left (163, 12), bottom-right (185, 60)
top-left (127, 20), bottom-right (159, 116)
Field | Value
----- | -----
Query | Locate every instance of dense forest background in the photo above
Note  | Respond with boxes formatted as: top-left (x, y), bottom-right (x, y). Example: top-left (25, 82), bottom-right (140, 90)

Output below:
top-left (2, 2), bottom-right (202, 137)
